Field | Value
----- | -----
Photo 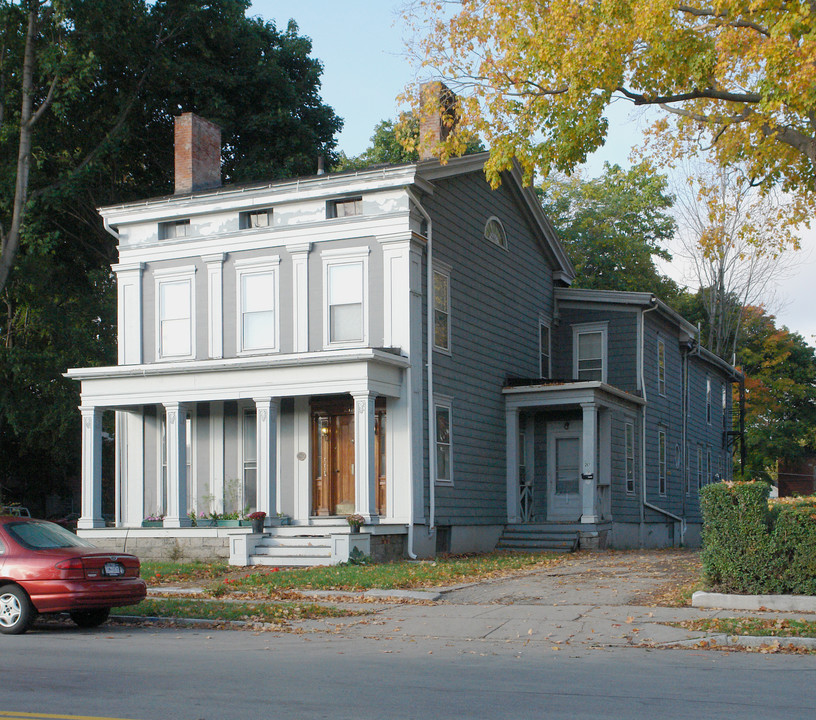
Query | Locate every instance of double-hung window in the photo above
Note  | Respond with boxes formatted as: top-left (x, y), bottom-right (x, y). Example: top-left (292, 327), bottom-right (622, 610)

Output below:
top-left (573, 322), bottom-right (607, 382)
top-left (323, 248), bottom-right (368, 346)
top-left (235, 257), bottom-right (280, 354)
top-left (434, 398), bottom-right (453, 485)
top-left (697, 446), bottom-right (703, 491)
top-left (540, 321), bottom-right (551, 378)
top-left (433, 266), bottom-right (451, 352)
top-left (706, 376), bottom-right (712, 424)
top-left (657, 339), bottom-right (666, 396)
top-left (658, 429), bottom-right (667, 495)
top-left (155, 266), bottom-right (196, 360)
top-left (625, 422), bottom-right (635, 494)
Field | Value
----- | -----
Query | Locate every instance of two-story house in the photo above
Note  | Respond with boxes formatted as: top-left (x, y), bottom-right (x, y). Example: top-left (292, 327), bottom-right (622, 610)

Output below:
top-left (67, 94), bottom-right (739, 564)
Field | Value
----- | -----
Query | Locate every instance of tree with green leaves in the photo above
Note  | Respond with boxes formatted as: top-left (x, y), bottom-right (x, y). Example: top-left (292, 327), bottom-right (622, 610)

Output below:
top-left (539, 162), bottom-right (682, 304)
top-left (0, 0), bottom-right (341, 512)
top-left (737, 306), bottom-right (816, 482)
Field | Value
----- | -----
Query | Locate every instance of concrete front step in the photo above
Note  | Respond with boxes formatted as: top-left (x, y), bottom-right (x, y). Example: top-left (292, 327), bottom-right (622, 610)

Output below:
top-left (255, 537), bottom-right (332, 549)
top-left (496, 525), bottom-right (579, 553)
top-left (249, 554), bottom-right (332, 567)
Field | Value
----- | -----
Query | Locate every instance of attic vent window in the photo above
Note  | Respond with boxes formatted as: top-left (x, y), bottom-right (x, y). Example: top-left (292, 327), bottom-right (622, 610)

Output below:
top-left (484, 216), bottom-right (507, 249)
top-left (327, 197), bottom-right (362, 219)
top-left (240, 209), bottom-right (272, 229)
top-left (159, 219), bottom-right (190, 240)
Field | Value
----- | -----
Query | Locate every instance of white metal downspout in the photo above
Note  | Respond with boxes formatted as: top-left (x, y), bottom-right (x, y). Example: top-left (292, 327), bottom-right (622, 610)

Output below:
top-left (406, 188), bottom-right (436, 549)
top-left (102, 218), bottom-right (120, 242)
top-left (640, 298), bottom-right (686, 547)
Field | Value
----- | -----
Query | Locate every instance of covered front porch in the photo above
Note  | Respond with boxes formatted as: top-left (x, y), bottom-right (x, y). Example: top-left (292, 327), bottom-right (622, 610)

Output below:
top-left (67, 349), bottom-right (411, 535)
top-left (502, 380), bottom-right (644, 547)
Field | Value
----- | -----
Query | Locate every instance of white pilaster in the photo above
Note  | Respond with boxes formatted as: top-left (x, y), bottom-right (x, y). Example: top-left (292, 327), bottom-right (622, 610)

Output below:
top-left (352, 392), bottom-right (377, 518)
top-left (254, 397), bottom-right (279, 517)
top-left (204, 253), bottom-right (224, 359)
top-left (581, 402), bottom-right (598, 523)
top-left (112, 262), bottom-right (143, 365)
top-left (505, 406), bottom-right (521, 523)
top-left (209, 401), bottom-right (224, 513)
top-left (78, 406), bottom-right (105, 529)
top-left (290, 243), bottom-right (311, 353)
top-left (163, 402), bottom-right (190, 527)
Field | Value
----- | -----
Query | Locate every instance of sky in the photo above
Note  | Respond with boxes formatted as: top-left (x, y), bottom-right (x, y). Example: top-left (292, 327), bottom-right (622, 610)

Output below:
top-left (251, 0), bottom-right (816, 347)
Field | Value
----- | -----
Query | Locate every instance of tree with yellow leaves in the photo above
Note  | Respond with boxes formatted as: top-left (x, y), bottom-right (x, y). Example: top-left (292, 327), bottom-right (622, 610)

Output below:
top-left (405, 0), bottom-right (816, 216)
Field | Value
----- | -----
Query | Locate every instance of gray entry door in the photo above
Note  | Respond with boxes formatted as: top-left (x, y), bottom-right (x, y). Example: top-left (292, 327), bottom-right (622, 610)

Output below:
top-left (547, 424), bottom-right (582, 521)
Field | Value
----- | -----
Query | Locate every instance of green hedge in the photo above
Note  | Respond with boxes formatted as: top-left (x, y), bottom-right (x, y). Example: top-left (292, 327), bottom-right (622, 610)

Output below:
top-left (700, 481), bottom-right (816, 595)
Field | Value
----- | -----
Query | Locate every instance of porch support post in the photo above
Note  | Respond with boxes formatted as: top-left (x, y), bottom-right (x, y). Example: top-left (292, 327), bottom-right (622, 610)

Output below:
top-left (163, 402), bottom-right (191, 527)
top-left (352, 392), bottom-right (376, 518)
top-left (505, 406), bottom-right (521, 523)
top-left (78, 406), bottom-right (105, 529)
top-left (580, 402), bottom-right (598, 523)
top-left (254, 397), bottom-right (279, 517)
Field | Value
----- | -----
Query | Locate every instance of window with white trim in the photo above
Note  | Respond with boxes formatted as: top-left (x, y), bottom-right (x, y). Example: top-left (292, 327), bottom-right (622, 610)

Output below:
top-left (625, 422), bottom-right (635, 494)
top-left (239, 209), bottom-right (272, 229)
top-left (323, 248), bottom-right (368, 346)
top-left (722, 383), bottom-right (727, 431)
top-left (155, 266), bottom-right (196, 360)
top-left (697, 445), bottom-right (703, 491)
top-left (657, 338), bottom-right (666, 396)
top-left (433, 268), bottom-right (451, 352)
top-left (159, 411), bottom-right (192, 515)
top-left (573, 322), bottom-right (607, 382)
top-left (540, 321), bottom-right (551, 378)
top-left (235, 257), bottom-right (280, 354)
top-left (241, 409), bottom-right (257, 514)
top-left (658, 429), bottom-right (667, 495)
top-left (159, 219), bottom-right (190, 240)
top-left (327, 197), bottom-right (362, 218)
top-left (435, 400), bottom-right (452, 484)
top-left (706, 376), bottom-right (712, 424)
top-left (706, 446), bottom-right (712, 484)
top-left (484, 216), bottom-right (507, 249)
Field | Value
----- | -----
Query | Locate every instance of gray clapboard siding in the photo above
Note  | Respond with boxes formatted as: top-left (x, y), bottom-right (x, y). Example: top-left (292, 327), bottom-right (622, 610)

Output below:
top-left (419, 171), bottom-right (557, 524)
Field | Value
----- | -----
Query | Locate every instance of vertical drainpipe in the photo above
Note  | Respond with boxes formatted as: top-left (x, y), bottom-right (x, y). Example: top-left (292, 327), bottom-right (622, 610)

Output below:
top-left (406, 188), bottom-right (435, 551)
top-left (639, 298), bottom-right (659, 547)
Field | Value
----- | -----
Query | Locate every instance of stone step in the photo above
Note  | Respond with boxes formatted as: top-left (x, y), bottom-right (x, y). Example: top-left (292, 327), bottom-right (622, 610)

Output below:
top-left (255, 537), bottom-right (333, 550)
top-left (252, 544), bottom-right (332, 558)
top-left (496, 538), bottom-right (576, 552)
top-left (249, 554), bottom-right (332, 567)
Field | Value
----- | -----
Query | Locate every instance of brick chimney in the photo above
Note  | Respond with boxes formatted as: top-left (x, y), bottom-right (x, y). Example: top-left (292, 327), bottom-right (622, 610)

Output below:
top-left (174, 113), bottom-right (222, 194)
top-left (418, 81), bottom-right (457, 161)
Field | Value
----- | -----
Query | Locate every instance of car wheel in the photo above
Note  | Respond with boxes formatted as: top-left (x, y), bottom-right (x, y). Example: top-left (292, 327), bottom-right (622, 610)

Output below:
top-left (69, 609), bottom-right (111, 628)
top-left (0, 585), bottom-right (36, 635)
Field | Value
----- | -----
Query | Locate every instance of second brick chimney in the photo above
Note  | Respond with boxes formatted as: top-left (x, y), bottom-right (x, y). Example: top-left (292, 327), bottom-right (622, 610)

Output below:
top-left (418, 81), bottom-right (457, 161)
top-left (174, 112), bottom-right (222, 195)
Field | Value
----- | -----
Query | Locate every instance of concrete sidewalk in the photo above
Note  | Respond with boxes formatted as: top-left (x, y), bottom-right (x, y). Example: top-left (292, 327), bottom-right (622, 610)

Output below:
top-left (293, 551), bottom-right (816, 651)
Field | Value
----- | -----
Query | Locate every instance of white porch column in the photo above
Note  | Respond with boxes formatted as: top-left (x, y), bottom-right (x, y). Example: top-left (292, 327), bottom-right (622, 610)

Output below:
top-left (209, 401), bottom-right (225, 513)
top-left (118, 408), bottom-right (145, 527)
top-left (204, 253), bottom-right (224, 359)
top-left (580, 402), bottom-right (598, 523)
top-left (505, 406), bottom-right (521, 523)
top-left (163, 402), bottom-right (190, 527)
top-left (352, 392), bottom-right (377, 518)
top-left (78, 406), bottom-right (105, 529)
top-left (254, 397), bottom-right (279, 517)
top-left (290, 243), bottom-right (311, 353)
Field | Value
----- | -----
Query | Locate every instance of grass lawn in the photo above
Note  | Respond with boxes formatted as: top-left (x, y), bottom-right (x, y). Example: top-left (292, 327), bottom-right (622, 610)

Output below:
top-left (113, 598), bottom-right (357, 624)
top-left (207, 552), bottom-right (562, 596)
top-left (141, 552), bottom-right (564, 594)
top-left (671, 617), bottom-right (816, 638)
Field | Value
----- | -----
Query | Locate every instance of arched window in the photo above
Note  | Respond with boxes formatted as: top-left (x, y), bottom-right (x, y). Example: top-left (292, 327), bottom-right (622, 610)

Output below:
top-left (484, 216), bottom-right (507, 249)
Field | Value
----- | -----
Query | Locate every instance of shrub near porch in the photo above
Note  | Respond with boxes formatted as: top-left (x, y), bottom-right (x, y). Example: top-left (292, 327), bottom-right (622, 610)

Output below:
top-left (700, 481), bottom-right (816, 595)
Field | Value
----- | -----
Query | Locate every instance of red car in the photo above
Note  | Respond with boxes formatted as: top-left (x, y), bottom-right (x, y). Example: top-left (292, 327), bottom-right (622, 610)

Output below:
top-left (0, 516), bottom-right (146, 634)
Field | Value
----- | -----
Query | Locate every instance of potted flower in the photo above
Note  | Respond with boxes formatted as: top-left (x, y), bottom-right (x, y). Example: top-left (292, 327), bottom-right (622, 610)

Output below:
top-left (276, 512), bottom-right (291, 526)
top-left (347, 513), bottom-right (365, 532)
top-left (247, 510), bottom-right (266, 534)
top-left (142, 513), bottom-right (164, 528)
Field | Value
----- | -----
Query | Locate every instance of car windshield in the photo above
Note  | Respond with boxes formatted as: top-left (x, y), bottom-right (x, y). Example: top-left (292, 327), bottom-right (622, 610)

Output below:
top-left (6, 520), bottom-right (95, 550)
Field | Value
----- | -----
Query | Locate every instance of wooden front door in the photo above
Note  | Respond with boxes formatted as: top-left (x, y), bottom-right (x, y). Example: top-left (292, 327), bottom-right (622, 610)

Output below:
top-left (311, 396), bottom-right (387, 517)
top-left (547, 423), bottom-right (583, 521)
top-left (312, 410), bottom-right (355, 516)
